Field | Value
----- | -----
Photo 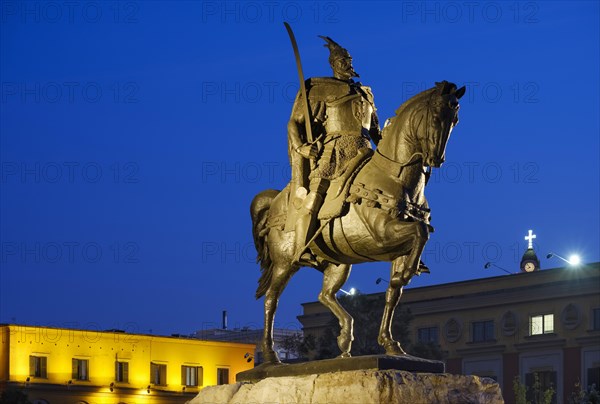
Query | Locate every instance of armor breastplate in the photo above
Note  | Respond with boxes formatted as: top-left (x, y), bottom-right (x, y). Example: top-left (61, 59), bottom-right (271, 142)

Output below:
top-left (324, 93), bottom-right (373, 136)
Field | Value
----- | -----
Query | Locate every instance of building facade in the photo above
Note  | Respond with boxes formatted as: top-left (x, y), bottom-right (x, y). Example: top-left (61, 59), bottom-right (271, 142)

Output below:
top-left (0, 324), bottom-right (254, 404)
top-left (298, 263), bottom-right (600, 404)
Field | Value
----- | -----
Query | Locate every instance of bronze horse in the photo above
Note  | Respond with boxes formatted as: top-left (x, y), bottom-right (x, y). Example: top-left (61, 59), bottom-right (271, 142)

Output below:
top-left (251, 81), bottom-right (465, 363)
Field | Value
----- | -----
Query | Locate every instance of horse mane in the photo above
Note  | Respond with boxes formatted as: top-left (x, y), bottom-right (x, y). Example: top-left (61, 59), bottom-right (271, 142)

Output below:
top-left (395, 87), bottom-right (437, 116)
top-left (383, 87), bottom-right (437, 137)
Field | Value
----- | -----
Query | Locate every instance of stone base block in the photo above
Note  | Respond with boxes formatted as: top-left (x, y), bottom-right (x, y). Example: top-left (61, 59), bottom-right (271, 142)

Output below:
top-left (188, 369), bottom-right (503, 404)
top-left (237, 354), bottom-right (444, 382)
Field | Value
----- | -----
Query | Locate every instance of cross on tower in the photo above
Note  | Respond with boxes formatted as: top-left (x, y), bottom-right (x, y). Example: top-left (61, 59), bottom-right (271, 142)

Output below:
top-left (524, 229), bottom-right (536, 249)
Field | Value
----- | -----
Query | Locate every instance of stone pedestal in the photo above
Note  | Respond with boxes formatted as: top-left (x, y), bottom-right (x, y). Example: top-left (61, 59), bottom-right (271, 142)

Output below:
top-left (237, 354), bottom-right (445, 382)
top-left (188, 369), bottom-right (503, 404)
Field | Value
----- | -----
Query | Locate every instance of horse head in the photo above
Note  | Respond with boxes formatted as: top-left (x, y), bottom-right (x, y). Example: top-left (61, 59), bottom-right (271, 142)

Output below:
top-left (380, 81), bottom-right (465, 168)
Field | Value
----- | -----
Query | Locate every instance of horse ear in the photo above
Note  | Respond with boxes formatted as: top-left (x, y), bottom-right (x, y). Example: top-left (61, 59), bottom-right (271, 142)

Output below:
top-left (455, 86), bottom-right (466, 99)
top-left (435, 81), bottom-right (451, 95)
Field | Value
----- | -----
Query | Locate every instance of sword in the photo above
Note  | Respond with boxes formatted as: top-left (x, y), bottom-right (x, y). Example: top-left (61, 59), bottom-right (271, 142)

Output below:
top-left (283, 22), bottom-right (314, 145)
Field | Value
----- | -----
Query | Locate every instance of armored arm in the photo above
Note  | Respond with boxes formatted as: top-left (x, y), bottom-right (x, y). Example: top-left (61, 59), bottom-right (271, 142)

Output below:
top-left (288, 93), bottom-right (305, 153)
top-left (288, 93), bottom-right (317, 159)
top-left (288, 90), bottom-right (324, 160)
top-left (359, 84), bottom-right (382, 145)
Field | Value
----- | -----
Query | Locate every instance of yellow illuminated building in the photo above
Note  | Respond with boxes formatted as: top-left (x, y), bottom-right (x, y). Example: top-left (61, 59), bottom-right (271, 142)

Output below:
top-left (0, 324), bottom-right (255, 404)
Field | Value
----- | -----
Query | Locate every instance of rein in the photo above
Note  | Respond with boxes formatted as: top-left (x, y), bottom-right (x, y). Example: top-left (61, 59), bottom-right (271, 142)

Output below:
top-left (372, 149), bottom-right (422, 178)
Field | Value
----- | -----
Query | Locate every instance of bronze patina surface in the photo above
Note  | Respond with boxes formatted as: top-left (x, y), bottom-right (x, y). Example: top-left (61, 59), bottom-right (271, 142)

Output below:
top-left (250, 24), bottom-right (465, 365)
top-left (237, 354), bottom-right (444, 382)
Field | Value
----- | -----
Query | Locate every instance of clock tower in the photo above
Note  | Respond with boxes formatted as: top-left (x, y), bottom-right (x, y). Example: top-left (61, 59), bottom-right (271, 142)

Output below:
top-left (520, 229), bottom-right (541, 272)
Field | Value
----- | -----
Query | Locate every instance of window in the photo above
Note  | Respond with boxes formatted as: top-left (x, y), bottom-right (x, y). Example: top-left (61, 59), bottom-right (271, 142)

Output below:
top-left (593, 308), bottom-right (600, 330)
top-left (217, 368), bottom-right (229, 385)
top-left (72, 359), bottom-right (89, 381)
top-left (417, 327), bottom-right (439, 344)
top-left (525, 371), bottom-right (557, 404)
top-left (115, 361), bottom-right (129, 383)
top-left (472, 320), bottom-right (494, 342)
top-left (150, 362), bottom-right (167, 386)
top-left (588, 367), bottom-right (600, 390)
top-left (530, 314), bottom-right (554, 335)
top-left (182, 366), bottom-right (203, 387)
top-left (29, 356), bottom-right (47, 378)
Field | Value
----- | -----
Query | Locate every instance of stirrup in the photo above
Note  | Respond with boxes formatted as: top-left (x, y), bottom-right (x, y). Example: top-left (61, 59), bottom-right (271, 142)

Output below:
top-left (294, 250), bottom-right (318, 266)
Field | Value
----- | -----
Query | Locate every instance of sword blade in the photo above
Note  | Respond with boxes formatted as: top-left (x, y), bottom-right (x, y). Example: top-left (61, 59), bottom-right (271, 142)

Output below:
top-left (283, 22), bottom-right (314, 144)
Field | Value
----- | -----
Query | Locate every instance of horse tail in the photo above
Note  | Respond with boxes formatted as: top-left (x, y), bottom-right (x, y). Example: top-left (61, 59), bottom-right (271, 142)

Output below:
top-left (251, 189), bottom-right (280, 299)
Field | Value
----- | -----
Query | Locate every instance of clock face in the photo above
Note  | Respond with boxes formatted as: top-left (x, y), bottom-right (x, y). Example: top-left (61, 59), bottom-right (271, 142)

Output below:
top-left (524, 262), bottom-right (536, 272)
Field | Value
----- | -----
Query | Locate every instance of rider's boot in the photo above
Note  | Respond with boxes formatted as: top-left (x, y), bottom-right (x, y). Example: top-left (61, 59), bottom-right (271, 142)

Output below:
top-left (294, 213), bottom-right (315, 264)
top-left (293, 192), bottom-right (323, 265)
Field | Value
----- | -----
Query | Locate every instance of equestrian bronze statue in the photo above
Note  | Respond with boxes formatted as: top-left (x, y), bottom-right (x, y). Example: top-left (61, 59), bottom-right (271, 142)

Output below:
top-left (251, 30), bottom-right (465, 364)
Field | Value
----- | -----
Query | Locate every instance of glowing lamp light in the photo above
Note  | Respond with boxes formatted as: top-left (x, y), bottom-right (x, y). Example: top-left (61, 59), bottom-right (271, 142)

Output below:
top-left (339, 287), bottom-right (357, 296)
top-left (568, 254), bottom-right (581, 266)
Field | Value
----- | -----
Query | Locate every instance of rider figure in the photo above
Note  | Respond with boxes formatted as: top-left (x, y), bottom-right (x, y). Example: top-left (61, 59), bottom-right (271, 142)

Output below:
top-left (288, 36), bottom-right (381, 264)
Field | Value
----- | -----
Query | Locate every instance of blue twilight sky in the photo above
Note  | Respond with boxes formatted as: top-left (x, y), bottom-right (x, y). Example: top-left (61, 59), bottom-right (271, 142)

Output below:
top-left (1, 1), bottom-right (598, 336)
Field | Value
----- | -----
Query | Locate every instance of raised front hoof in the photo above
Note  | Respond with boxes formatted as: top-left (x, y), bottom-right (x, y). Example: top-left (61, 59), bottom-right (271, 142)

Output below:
top-left (417, 260), bottom-right (430, 275)
top-left (383, 341), bottom-right (406, 356)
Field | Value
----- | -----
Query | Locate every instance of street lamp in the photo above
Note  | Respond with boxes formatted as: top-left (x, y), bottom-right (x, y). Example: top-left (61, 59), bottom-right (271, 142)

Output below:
top-left (375, 278), bottom-right (389, 285)
top-left (546, 252), bottom-right (581, 266)
top-left (483, 262), bottom-right (513, 275)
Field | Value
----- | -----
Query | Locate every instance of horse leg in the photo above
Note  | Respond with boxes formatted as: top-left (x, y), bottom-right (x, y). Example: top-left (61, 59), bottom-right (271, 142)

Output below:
top-left (261, 263), bottom-right (297, 364)
top-left (391, 222), bottom-right (429, 287)
top-left (379, 222), bottom-right (429, 355)
top-left (318, 263), bottom-right (354, 358)
top-left (378, 256), bottom-right (407, 355)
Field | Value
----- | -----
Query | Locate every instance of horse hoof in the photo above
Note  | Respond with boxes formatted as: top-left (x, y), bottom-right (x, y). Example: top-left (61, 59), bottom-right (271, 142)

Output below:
top-left (337, 335), bottom-right (353, 354)
top-left (262, 351), bottom-right (281, 364)
top-left (338, 352), bottom-right (352, 358)
top-left (384, 341), bottom-right (406, 356)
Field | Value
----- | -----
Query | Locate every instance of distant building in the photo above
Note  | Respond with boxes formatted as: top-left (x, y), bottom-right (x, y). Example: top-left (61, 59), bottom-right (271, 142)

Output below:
top-left (298, 262), bottom-right (600, 404)
top-left (0, 324), bottom-right (254, 404)
top-left (193, 327), bottom-right (302, 364)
